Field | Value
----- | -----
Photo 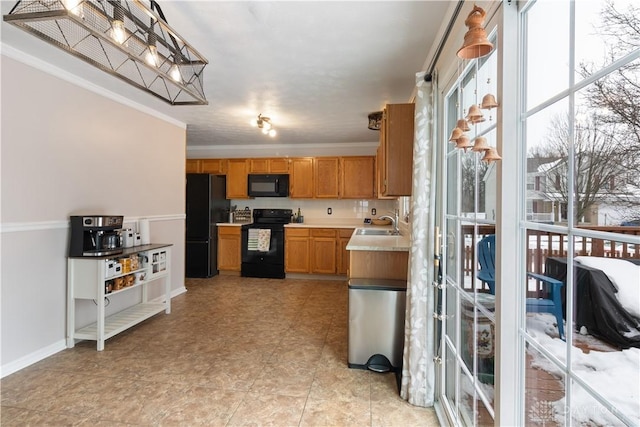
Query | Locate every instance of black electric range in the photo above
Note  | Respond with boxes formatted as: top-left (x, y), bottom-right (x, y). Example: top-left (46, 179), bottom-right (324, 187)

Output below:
top-left (240, 208), bottom-right (292, 279)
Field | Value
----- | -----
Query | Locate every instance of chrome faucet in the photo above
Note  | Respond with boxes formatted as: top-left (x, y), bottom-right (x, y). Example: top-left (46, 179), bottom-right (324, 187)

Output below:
top-left (378, 209), bottom-right (400, 235)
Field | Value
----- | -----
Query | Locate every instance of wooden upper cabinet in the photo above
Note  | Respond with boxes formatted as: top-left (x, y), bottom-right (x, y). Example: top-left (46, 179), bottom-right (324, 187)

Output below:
top-left (226, 159), bottom-right (249, 199)
top-left (290, 158), bottom-right (314, 198)
top-left (249, 159), bottom-right (269, 173)
top-left (188, 156), bottom-right (376, 200)
top-left (201, 159), bottom-right (227, 174)
top-left (249, 158), bottom-right (290, 173)
top-left (186, 159), bottom-right (201, 174)
top-left (379, 103), bottom-right (415, 197)
top-left (314, 157), bottom-right (340, 198)
top-left (341, 156), bottom-right (375, 199)
top-left (269, 158), bottom-right (289, 173)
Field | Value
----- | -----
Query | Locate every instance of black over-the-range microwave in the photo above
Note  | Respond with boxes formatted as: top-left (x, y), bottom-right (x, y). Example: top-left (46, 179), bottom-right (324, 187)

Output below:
top-left (247, 174), bottom-right (290, 197)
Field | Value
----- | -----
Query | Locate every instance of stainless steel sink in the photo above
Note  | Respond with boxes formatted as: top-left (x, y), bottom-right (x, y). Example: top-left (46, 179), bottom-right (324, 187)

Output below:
top-left (355, 229), bottom-right (400, 236)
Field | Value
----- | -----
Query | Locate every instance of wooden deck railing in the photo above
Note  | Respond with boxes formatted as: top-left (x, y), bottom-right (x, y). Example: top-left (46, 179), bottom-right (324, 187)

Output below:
top-left (460, 226), bottom-right (640, 293)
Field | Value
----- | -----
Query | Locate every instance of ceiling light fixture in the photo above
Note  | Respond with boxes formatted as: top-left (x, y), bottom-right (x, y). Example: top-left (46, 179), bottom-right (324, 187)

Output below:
top-left (3, 0), bottom-right (208, 105)
top-left (254, 114), bottom-right (277, 137)
top-left (367, 111), bottom-right (383, 130)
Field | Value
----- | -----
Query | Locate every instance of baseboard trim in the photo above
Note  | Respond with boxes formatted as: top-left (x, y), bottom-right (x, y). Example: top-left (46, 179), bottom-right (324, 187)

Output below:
top-left (1, 339), bottom-right (67, 379)
top-left (1, 288), bottom-right (186, 378)
top-left (285, 273), bottom-right (348, 281)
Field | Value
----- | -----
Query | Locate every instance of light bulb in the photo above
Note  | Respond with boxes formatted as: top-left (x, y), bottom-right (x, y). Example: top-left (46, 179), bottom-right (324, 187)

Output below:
top-left (64, 0), bottom-right (83, 17)
top-left (261, 127), bottom-right (269, 135)
top-left (145, 45), bottom-right (158, 67)
top-left (263, 121), bottom-right (272, 130)
top-left (268, 129), bottom-right (277, 137)
top-left (250, 119), bottom-right (258, 127)
top-left (169, 64), bottom-right (182, 82)
top-left (110, 19), bottom-right (127, 44)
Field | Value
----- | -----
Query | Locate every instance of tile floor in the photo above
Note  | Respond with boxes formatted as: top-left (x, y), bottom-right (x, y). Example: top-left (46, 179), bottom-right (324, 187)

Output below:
top-left (1, 275), bottom-right (439, 426)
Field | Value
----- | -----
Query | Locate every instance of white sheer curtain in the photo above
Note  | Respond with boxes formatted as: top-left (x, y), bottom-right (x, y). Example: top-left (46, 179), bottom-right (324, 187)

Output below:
top-left (400, 72), bottom-right (436, 406)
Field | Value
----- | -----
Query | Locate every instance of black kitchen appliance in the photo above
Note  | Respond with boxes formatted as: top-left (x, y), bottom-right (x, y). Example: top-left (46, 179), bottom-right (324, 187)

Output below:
top-left (247, 174), bottom-right (289, 197)
top-left (69, 215), bottom-right (124, 257)
top-left (241, 208), bottom-right (292, 279)
top-left (186, 174), bottom-right (230, 277)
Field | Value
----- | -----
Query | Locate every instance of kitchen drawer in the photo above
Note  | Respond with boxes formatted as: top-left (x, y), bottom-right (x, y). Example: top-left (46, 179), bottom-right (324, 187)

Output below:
top-left (311, 229), bottom-right (337, 238)
top-left (218, 226), bottom-right (241, 236)
top-left (286, 228), bottom-right (309, 237)
top-left (339, 228), bottom-right (355, 238)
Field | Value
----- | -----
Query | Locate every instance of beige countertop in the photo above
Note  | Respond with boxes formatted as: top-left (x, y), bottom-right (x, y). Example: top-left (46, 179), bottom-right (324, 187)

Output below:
top-left (218, 218), bottom-right (369, 229)
top-left (216, 221), bottom-right (410, 252)
top-left (285, 223), bottom-right (359, 229)
top-left (346, 228), bottom-right (410, 252)
top-left (217, 222), bottom-right (360, 228)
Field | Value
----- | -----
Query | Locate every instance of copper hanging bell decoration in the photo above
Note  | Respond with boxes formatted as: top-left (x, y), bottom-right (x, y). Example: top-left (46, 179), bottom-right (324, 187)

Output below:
top-left (456, 119), bottom-right (470, 132)
top-left (466, 104), bottom-right (485, 124)
top-left (455, 135), bottom-right (473, 151)
top-left (480, 93), bottom-right (499, 110)
top-left (449, 127), bottom-right (464, 142)
top-left (471, 136), bottom-right (490, 152)
top-left (481, 147), bottom-right (502, 163)
top-left (457, 5), bottom-right (494, 60)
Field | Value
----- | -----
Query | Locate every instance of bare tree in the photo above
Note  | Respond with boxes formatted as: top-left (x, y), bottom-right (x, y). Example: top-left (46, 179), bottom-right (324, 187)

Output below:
top-left (578, 0), bottom-right (640, 221)
top-left (529, 114), bottom-right (633, 222)
top-left (460, 153), bottom-right (488, 214)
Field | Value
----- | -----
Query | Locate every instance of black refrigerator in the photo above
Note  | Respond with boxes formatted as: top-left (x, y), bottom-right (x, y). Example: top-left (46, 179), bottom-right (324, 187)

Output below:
top-left (186, 174), bottom-right (229, 277)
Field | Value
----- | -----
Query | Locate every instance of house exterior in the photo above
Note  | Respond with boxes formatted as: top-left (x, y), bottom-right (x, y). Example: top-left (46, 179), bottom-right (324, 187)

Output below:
top-left (525, 157), bottom-right (640, 226)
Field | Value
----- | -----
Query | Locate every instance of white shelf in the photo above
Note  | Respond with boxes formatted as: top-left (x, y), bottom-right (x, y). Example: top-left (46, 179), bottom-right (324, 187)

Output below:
top-left (67, 244), bottom-right (172, 351)
top-left (74, 303), bottom-right (167, 341)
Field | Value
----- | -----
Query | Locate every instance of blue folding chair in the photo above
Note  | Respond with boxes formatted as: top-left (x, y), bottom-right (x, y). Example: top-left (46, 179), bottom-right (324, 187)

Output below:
top-left (476, 234), bottom-right (565, 340)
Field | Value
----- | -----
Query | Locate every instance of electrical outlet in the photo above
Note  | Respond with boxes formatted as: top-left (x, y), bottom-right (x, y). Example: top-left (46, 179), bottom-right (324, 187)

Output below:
top-left (327, 207), bottom-right (332, 215)
top-left (371, 208), bottom-right (376, 216)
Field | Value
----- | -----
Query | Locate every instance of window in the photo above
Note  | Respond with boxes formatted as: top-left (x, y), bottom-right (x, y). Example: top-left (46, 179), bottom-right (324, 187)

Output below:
top-left (521, 1), bottom-right (639, 425)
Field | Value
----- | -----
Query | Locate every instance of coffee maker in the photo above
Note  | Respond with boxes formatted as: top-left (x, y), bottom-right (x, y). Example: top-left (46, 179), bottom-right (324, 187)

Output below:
top-left (69, 215), bottom-right (124, 257)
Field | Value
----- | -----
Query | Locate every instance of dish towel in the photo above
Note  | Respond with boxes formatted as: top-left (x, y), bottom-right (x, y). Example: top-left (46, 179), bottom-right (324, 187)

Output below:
top-left (257, 229), bottom-right (271, 252)
top-left (247, 229), bottom-right (259, 251)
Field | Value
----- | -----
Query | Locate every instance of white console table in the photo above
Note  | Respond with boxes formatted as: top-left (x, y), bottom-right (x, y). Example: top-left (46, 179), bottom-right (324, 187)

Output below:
top-left (67, 244), bottom-right (172, 351)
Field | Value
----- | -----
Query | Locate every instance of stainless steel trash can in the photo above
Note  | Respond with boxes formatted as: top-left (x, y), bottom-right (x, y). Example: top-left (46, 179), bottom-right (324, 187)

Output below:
top-left (348, 278), bottom-right (407, 372)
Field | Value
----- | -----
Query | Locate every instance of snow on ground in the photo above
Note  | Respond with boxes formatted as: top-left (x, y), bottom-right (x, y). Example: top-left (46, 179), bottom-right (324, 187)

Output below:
top-left (527, 314), bottom-right (640, 426)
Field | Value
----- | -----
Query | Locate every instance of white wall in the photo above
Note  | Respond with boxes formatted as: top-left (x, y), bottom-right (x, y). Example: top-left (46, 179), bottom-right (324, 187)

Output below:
top-left (0, 55), bottom-right (187, 375)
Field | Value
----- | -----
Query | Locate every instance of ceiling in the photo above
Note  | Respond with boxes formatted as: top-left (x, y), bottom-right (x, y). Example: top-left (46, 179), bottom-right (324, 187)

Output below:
top-left (1, 1), bottom-right (454, 148)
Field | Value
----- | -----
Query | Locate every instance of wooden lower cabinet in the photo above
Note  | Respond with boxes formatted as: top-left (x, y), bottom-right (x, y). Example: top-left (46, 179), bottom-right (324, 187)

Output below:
top-left (217, 226), bottom-right (241, 272)
top-left (310, 229), bottom-right (337, 274)
top-left (337, 228), bottom-right (355, 275)
top-left (285, 227), bottom-right (353, 275)
top-left (349, 250), bottom-right (408, 280)
top-left (285, 228), bottom-right (310, 273)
